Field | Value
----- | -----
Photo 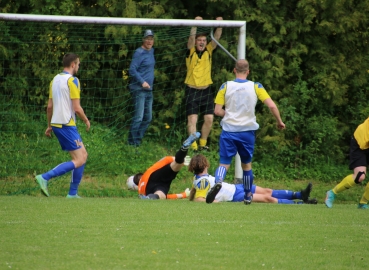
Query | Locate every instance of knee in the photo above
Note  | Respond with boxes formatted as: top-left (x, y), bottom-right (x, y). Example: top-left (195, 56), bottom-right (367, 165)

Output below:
top-left (264, 188), bottom-right (273, 196)
top-left (74, 150), bottom-right (88, 168)
top-left (204, 115), bottom-right (213, 124)
top-left (355, 171), bottom-right (366, 184)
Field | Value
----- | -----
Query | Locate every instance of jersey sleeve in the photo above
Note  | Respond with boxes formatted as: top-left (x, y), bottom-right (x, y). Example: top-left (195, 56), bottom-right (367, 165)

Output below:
top-left (254, 82), bottom-right (271, 102)
top-left (68, 77), bottom-right (80, 99)
top-left (206, 42), bottom-right (214, 55)
top-left (214, 82), bottom-right (227, 105)
top-left (193, 177), bottom-right (211, 199)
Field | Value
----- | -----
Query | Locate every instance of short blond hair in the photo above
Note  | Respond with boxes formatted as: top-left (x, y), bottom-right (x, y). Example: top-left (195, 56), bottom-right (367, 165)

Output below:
top-left (235, 59), bottom-right (249, 73)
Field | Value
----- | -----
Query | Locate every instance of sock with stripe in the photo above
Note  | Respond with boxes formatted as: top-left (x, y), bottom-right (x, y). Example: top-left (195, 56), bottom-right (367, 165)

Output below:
top-left (243, 170), bottom-right (253, 195)
top-left (272, 189), bottom-right (299, 200)
top-left (215, 166), bottom-right (227, 183)
top-left (68, 164), bottom-right (85, 196)
top-left (277, 199), bottom-right (296, 204)
top-left (42, 161), bottom-right (75, 181)
top-left (167, 191), bottom-right (187, 200)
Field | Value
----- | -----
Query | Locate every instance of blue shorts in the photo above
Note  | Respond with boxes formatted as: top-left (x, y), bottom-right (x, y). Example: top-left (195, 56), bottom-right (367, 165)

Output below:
top-left (219, 130), bottom-right (255, 164)
top-left (232, 184), bottom-right (257, 202)
top-left (52, 126), bottom-right (83, 151)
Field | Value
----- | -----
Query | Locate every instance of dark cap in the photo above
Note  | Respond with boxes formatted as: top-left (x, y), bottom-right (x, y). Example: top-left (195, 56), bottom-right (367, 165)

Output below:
top-left (143, 29), bottom-right (154, 38)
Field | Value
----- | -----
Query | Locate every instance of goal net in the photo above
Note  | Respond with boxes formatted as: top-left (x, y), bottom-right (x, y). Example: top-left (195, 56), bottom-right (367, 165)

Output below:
top-left (0, 14), bottom-right (245, 196)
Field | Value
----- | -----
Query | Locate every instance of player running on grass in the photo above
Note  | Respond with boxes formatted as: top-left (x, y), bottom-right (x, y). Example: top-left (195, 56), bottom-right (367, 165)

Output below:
top-left (35, 53), bottom-right (90, 198)
top-left (188, 154), bottom-right (317, 204)
top-left (129, 132), bottom-right (200, 200)
top-left (325, 118), bottom-right (369, 209)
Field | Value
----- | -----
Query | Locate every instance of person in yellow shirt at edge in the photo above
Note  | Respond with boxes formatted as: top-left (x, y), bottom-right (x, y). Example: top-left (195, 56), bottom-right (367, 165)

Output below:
top-left (184, 16), bottom-right (223, 152)
top-left (325, 118), bottom-right (369, 209)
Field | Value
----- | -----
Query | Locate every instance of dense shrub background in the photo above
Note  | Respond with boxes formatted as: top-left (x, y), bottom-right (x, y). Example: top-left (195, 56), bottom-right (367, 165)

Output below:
top-left (1, 0), bottom-right (369, 186)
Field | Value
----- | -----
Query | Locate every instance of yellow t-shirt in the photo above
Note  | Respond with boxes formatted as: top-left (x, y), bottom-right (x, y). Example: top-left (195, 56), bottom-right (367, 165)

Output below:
top-left (354, 117), bottom-right (369, 150)
top-left (184, 43), bottom-right (214, 87)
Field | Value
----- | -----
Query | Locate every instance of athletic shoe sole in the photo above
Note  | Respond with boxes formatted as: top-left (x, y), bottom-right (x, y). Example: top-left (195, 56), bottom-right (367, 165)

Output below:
top-left (206, 183), bottom-right (222, 204)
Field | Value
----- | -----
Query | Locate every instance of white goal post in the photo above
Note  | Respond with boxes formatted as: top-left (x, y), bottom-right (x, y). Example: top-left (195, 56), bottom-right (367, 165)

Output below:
top-left (0, 13), bottom-right (245, 182)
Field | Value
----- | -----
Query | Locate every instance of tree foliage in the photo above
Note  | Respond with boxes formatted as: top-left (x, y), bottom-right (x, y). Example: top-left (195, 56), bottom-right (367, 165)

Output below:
top-left (1, 0), bottom-right (369, 169)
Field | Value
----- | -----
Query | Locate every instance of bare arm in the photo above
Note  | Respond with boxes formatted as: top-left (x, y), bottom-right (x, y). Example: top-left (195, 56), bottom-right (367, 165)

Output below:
top-left (72, 99), bottom-right (90, 131)
top-left (187, 16), bottom-right (202, 49)
top-left (45, 99), bottom-right (53, 137)
top-left (214, 103), bottom-right (225, 117)
top-left (193, 197), bottom-right (206, 202)
top-left (193, 197), bottom-right (219, 203)
top-left (211, 17), bottom-right (223, 49)
top-left (263, 98), bottom-right (285, 130)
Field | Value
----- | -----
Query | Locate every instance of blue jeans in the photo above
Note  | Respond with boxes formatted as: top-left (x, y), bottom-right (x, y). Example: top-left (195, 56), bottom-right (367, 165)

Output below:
top-left (128, 89), bottom-right (153, 145)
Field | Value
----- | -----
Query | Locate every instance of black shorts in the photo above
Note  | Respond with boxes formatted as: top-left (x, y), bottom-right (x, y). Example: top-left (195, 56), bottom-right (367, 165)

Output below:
top-left (185, 86), bottom-right (214, 116)
top-left (349, 136), bottom-right (369, 170)
top-left (145, 164), bottom-right (178, 195)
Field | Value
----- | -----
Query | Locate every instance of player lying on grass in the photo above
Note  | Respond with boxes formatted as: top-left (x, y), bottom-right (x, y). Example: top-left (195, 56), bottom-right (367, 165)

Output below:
top-left (127, 132), bottom-right (200, 199)
top-left (127, 176), bottom-right (191, 199)
top-left (188, 154), bottom-right (317, 204)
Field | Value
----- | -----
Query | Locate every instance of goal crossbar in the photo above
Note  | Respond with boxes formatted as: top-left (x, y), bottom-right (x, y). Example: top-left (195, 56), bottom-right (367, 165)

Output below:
top-left (0, 13), bottom-right (245, 28)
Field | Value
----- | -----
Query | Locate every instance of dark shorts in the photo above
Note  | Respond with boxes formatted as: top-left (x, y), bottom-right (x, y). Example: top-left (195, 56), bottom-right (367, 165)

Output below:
top-left (349, 136), bottom-right (369, 170)
top-left (145, 164), bottom-right (178, 195)
top-left (185, 86), bottom-right (214, 116)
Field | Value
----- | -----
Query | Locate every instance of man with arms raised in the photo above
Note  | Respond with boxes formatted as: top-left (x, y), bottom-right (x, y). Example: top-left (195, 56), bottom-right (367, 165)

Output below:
top-left (184, 16), bottom-right (223, 152)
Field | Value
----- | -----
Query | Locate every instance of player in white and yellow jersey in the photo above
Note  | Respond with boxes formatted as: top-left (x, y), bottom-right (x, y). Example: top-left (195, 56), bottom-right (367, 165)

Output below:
top-left (35, 53), bottom-right (90, 198)
top-left (207, 59), bottom-right (286, 205)
top-left (325, 118), bottom-right (369, 209)
top-left (188, 154), bottom-right (317, 204)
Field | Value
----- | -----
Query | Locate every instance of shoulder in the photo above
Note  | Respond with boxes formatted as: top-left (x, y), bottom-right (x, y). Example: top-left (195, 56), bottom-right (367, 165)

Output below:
top-left (254, 82), bottom-right (265, 89)
top-left (219, 82), bottom-right (227, 91)
top-left (68, 76), bottom-right (79, 88)
top-left (134, 47), bottom-right (145, 55)
top-left (186, 47), bottom-right (196, 57)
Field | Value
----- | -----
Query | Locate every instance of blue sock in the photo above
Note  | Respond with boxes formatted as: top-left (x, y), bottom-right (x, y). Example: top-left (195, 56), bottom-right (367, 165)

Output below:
top-left (42, 161), bottom-right (75, 181)
top-left (243, 170), bottom-right (253, 194)
top-left (215, 166), bottom-right (227, 183)
top-left (272, 189), bottom-right (297, 200)
top-left (68, 164), bottom-right (85, 196)
top-left (277, 199), bottom-right (297, 204)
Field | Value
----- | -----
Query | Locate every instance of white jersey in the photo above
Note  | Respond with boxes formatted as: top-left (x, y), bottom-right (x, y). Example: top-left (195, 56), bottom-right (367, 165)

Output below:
top-left (192, 175), bottom-right (236, 202)
top-left (221, 80), bottom-right (258, 132)
top-left (50, 73), bottom-right (75, 125)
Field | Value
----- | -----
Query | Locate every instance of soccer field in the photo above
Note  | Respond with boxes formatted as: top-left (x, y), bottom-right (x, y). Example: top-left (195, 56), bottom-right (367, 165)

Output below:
top-left (1, 196), bottom-right (368, 270)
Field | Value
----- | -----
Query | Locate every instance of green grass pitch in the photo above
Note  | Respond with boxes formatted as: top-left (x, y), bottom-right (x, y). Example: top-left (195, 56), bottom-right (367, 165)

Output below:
top-left (1, 196), bottom-right (368, 269)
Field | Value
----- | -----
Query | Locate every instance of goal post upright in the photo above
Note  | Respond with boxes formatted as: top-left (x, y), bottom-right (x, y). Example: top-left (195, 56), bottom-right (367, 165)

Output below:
top-left (235, 23), bottom-right (246, 184)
